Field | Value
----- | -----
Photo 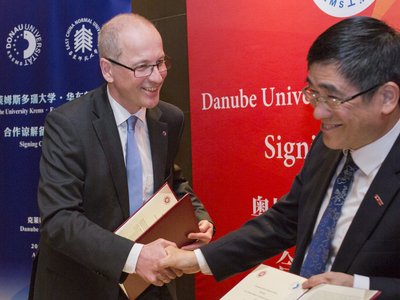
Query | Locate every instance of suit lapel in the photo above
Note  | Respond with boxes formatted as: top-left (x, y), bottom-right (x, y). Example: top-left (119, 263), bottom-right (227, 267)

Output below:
top-left (91, 85), bottom-right (130, 219)
top-left (332, 135), bottom-right (400, 272)
top-left (146, 106), bottom-right (168, 190)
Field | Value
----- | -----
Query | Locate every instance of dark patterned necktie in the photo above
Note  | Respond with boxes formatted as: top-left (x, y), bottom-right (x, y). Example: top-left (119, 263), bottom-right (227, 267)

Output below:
top-left (300, 154), bottom-right (359, 278)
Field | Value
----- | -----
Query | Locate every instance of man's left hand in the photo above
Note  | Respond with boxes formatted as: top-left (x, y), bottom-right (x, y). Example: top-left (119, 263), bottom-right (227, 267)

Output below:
top-left (182, 220), bottom-right (214, 250)
top-left (302, 272), bottom-right (354, 289)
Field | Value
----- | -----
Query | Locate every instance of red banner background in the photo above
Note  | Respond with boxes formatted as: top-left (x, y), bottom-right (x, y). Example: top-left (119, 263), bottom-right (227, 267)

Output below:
top-left (186, 1), bottom-right (400, 299)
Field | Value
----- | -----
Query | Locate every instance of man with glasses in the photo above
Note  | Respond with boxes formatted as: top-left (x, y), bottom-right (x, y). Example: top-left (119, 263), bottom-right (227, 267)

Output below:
top-left (30, 13), bottom-right (214, 300)
top-left (160, 16), bottom-right (400, 299)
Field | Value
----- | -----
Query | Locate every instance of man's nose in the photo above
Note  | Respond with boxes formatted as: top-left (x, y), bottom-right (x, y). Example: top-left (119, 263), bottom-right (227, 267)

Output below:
top-left (313, 101), bottom-right (332, 121)
top-left (148, 66), bottom-right (164, 82)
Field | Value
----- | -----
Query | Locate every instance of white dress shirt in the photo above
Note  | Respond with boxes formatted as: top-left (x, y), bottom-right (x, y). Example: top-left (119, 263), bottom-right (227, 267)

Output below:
top-left (107, 88), bottom-right (153, 274)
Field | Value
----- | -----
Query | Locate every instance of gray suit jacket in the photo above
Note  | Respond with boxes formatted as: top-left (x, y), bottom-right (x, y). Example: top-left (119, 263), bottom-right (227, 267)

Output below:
top-left (201, 132), bottom-right (400, 299)
top-left (31, 84), bottom-right (211, 300)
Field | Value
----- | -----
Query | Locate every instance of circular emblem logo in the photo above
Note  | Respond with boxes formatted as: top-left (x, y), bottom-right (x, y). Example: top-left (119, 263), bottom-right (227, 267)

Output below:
top-left (65, 17), bottom-right (100, 62)
top-left (257, 271), bottom-right (266, 277)
top-left (164, 196), bottom-right (171, 204)
top-left (313, 0), bottom-right (375, 17)
top-left (6, 24), bottom-right (42, 66)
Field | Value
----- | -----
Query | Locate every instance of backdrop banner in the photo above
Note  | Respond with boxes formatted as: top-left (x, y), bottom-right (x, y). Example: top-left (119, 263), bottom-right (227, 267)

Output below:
top-left (186, 1), bottom-right (400, 299)
top-left (0, 1), bottom-right (130, 299)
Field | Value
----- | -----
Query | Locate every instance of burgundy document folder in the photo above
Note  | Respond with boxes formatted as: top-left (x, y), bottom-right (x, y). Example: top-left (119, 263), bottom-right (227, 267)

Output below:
top-left (115, 187), bottom-right (198, 299)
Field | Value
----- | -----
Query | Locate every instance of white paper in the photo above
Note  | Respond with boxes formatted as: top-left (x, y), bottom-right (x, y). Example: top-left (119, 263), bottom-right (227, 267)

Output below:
top-left (115, 183), bottom-right (178, 241)
top-left (221, 264), bottom-right (380, 300)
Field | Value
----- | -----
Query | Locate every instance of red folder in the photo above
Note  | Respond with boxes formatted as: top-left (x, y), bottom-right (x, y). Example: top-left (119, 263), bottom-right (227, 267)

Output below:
top-left (115, 184), bottom-right (199, 299)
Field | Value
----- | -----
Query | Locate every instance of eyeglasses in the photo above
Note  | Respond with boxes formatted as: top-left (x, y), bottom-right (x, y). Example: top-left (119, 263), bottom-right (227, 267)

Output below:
top-left (105, 56), bottom-right (172, 78)
top-left (302, 83), bottom-right (382, 108)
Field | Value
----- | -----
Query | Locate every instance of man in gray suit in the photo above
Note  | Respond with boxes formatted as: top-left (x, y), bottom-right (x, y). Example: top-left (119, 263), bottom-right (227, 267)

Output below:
top-left (30, 13), bottom-right (213, 300)
top-left (160, 16), bottom-right (400, 300)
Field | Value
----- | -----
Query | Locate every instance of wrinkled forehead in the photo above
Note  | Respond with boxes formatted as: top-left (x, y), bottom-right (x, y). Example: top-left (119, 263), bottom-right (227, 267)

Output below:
top-left (307, 62), bottom-right (356, 94)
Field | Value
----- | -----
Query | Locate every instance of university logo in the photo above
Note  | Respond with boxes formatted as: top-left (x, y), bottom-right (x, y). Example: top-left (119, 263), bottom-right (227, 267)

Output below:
top-left (5, 24), bottom-right (42, 66)
top-left (65, 17), bottom-right (100, 62)
top-left (313, 0), bottom-right (375, 17)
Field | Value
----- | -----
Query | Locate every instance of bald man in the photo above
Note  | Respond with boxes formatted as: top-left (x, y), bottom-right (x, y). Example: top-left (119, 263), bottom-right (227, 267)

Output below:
top-left (29, 13), bottom-right (213, 300)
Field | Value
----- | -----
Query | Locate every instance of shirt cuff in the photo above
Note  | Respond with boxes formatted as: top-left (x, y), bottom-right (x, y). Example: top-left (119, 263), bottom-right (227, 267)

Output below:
top-left (194, 249), bottom-right (213, 275)
top-left (353, 274), bottom-right (370, 289)
top-left (123, 243), bottom-right (143, 274)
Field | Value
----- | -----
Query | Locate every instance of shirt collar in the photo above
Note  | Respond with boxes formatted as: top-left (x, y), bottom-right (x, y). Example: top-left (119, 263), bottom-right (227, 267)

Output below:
top-left (349, 119), bottom-right (400, 176)
top-left (107, 86), bottom-right (147, 126)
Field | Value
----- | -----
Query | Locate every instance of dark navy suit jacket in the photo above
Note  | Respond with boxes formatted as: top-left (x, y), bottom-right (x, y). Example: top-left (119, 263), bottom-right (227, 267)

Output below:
top-left (31, 84), bottom-right (212, 300)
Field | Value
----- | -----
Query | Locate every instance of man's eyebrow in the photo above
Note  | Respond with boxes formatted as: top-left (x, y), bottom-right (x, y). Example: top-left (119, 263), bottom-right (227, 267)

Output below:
top-left (132, 60), bottom-right (150, 66)
top-left (305, 77), bottom-right (343, 96)
top-left (319, 83), bottom-right (340, 93)
top-left (132, 56), bottom-right (166, 66)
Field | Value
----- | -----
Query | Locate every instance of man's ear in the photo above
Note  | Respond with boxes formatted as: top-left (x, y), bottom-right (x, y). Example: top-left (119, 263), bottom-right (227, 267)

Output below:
top-left (380, 82), bottom-right (400, 115)
top-left (99, 58), bottom-right (114, 83)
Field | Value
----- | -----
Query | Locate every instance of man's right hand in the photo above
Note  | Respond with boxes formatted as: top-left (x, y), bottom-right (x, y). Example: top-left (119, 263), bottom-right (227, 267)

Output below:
top-left (136, 239), bottom-right (183, 286)
top-left (159, 246), bottom-right (201, 274)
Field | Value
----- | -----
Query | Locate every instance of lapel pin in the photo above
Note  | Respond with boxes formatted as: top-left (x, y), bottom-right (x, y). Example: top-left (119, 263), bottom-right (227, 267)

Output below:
top-left (374, 194), bottom-right (384, 206)
top-left (162, 131), bottom-right (167, 136)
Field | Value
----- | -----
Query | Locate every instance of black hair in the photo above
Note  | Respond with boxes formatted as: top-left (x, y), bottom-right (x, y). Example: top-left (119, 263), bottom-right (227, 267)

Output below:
top-left (307, 16), bottom-right (400, 92)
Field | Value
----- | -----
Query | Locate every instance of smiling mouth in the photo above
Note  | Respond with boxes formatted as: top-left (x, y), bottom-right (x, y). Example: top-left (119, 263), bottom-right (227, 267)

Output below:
top-left (322, 123), bottom-right (341, 130)
top-left (143, 87), bottom-right (158, 92)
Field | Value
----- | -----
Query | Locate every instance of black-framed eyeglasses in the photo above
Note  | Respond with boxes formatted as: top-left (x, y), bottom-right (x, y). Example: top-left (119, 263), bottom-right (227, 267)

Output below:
top-left (105, 56), bottom-right (172, 78)
top-left (302, 83), bottom-right (382, 108)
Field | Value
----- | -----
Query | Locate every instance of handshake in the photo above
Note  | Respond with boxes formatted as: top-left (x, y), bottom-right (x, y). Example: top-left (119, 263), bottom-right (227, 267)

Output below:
top-left (134, 220), bottom-right (213, 286)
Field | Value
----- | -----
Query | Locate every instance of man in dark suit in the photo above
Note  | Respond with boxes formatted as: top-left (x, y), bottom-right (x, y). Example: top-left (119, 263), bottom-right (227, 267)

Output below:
top-left (29, 13), bottom-right (214, 300)
top-left (160, 16), bottom-right (400, 299)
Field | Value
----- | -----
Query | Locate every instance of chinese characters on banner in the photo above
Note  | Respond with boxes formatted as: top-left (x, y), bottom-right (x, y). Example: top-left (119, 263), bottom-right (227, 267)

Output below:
top-left (0, 2), bottom-right (131, 299)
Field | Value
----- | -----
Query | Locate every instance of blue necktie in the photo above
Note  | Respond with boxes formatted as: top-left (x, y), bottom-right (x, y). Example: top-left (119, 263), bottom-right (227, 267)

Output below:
top-left (300, 154), bottom-right (359, 278)
top-left (126, 116), bottom-right (143, 215)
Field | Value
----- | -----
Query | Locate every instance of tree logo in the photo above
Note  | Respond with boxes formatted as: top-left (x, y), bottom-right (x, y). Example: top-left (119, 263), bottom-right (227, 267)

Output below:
top-left (65, 17), bottom-right (100, 62)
